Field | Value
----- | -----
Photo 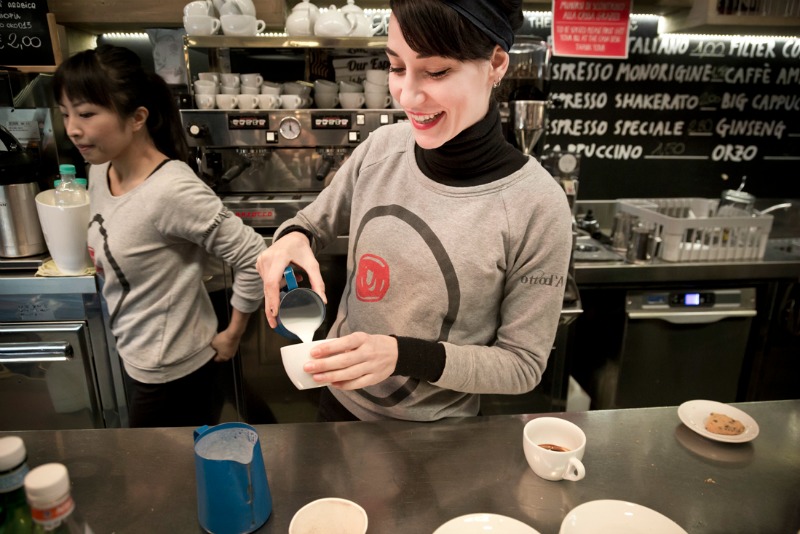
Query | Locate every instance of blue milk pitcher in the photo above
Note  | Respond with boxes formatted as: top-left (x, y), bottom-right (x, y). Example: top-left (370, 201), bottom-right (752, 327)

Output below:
top-left (193, 423), bottom-right (272, 534)
top-left (275, 266), bottom-right (326, 341)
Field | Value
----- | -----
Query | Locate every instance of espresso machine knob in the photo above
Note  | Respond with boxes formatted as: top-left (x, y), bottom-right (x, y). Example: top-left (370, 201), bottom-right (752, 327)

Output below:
top-left (186, 123), bottom-right (208, 138)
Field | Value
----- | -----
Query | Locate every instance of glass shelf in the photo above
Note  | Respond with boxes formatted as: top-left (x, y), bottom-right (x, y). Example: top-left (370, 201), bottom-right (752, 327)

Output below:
top-left (184, 35), bottom-right (388, 50)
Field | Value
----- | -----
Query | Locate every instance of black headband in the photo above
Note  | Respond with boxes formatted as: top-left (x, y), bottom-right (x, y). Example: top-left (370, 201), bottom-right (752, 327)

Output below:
top-left (441, 0), bottom-right (515, 52)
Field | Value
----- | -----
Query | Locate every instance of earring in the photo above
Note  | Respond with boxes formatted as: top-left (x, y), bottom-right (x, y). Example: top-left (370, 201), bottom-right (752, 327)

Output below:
top-left (492, 79), bottom-right (501, 88)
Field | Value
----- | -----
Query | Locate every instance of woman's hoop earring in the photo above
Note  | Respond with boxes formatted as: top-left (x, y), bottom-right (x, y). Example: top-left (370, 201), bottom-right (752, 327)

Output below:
top-left (492, 80), bottom-right (501, 89)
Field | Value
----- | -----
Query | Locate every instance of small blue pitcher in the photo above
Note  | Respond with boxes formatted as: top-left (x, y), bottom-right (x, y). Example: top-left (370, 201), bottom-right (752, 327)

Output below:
top-left (193, 422), bottom-right (272, 534)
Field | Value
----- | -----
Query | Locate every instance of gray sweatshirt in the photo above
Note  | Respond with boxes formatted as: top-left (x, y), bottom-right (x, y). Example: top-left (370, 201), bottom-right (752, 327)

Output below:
top-left (88, 160), bottom-right (265, 383)
top-left (276, 123), bottom-right (573, 421)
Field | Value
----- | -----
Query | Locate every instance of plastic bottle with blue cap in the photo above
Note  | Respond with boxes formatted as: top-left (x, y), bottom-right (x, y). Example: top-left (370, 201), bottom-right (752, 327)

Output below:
top-left (53, 164), bottom-right (88, 207)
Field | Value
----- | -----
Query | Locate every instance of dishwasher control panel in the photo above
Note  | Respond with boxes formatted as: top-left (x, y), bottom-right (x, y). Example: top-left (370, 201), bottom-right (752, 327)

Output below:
top-left (632, 288), bottom-right (754, 311)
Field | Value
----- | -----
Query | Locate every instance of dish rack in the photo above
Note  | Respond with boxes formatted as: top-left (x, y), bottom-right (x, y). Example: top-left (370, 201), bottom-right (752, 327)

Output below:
top-left (617, 198), bottom-right (773, 262)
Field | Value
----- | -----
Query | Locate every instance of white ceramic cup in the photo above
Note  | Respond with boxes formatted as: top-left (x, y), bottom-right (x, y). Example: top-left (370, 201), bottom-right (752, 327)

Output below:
top-left (240, 73), bottom-right (264, 87)
top-left (197, 72), bottom-right (219, 83)
top-left (365, 69), bottom-right (389, 85)
top-left (339, 80), bottom-right (363, 93)
top-left (193, 80), bottom-right (218, 95)
top-left (34, 190), bottom-right (91, 275)
top-left (238, 95), bottom-right (260, 109)
top-left (240, 85), bottom-right (260, 95)
top-left (313, 79), bottom-right (339, 94)
top-left (365, 93), bottom-right (391, 109)
top-left (289, 498), bottom-right (368, 534)
top-left (257, 94), bottom-right (281, 109)
top-left (220, 85), bottom-right (240, 95)
top-left (282, 81), bottom-right (312, 96)
top-left (339, 92), bottom-right (365, 109)
top-left (195, 93), bottom-right (216, 109)
top-left (184, 15), bottom-right (221, 35)
top-left (523, 417), bottom-right (586, 482)
top-left (363, 79), bottom-right (388, 92)
top-left (220, 14), bottom-right (266, 35)
top-left (220, 73), bottom-right (240, 87)
top-left (280, 339), bottom-right (337, 390)
top-left (281, 94), bottom-right (312, 109)
top-left (215, 94), bottom-right (238, 109)
top-left (314, 93), bottom-right (339, 109)
top-left (261, 82), bottom-right (282, 95)
top-left (184, 0), bottom-right (214, 17)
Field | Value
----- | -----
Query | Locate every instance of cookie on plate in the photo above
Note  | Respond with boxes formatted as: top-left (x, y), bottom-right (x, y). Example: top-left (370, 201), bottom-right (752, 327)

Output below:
top-left (705, 412), bottom-right (745, 435)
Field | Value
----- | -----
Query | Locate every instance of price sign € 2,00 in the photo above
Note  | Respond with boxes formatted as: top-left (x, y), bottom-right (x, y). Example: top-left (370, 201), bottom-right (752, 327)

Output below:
top-left (0, 0), bottom-right (56, 68)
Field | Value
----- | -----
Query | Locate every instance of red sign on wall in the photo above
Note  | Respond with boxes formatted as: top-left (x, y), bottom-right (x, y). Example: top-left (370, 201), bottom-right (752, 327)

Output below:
top-left (551, 0), bottom-right (632, 59)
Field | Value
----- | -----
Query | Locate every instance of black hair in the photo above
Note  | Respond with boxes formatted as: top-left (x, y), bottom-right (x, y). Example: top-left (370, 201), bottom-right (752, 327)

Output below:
top-left (53, 44), bottom-right (188, 162)
top-left (389, 0), bottom-right (524, 61)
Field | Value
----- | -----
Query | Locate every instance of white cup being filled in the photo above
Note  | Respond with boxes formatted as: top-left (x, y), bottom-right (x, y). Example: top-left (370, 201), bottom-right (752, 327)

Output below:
top-left (289, 498), bottom-right (368, 534)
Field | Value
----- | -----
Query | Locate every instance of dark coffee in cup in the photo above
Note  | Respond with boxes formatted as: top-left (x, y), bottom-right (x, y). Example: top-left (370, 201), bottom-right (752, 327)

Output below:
top-left (538, 443), bottom-right (570, 452)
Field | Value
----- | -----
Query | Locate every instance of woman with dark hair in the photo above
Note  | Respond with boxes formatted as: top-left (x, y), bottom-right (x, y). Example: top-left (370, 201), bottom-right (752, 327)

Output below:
top-left (53, 45), bottom-right (266, 427)
top-left (257, 0), bottom-right (572, 422)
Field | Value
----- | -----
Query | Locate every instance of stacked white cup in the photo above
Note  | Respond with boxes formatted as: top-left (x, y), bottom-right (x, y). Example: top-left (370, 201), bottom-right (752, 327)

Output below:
top-left (238, 73), bottom-right (263, 109)
top-left (281, 81), bottom-right (313, 109)
top-left (259, 81), bottom-right (283, 109)
top-left (184, 1), bottom-right (220, 35)
top-left (313, 79), bottom-right (339, 109)
top-left (338, 80), bottom-right (365, 109)
top-left (363, 69), bottom-right (391, 109)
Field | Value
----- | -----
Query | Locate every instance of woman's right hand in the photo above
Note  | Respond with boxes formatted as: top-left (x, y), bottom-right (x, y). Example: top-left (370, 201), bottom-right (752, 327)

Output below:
top-left (256, 231), bottom-right (327, 328)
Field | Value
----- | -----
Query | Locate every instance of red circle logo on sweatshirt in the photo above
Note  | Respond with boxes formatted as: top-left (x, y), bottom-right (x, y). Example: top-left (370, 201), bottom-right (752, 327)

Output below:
top-left (356, 254), bottom-right (390, 302)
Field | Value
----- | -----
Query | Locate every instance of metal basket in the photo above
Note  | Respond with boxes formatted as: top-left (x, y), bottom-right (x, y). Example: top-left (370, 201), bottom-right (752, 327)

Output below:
top-left (618, 198), bottom-right (774, 262)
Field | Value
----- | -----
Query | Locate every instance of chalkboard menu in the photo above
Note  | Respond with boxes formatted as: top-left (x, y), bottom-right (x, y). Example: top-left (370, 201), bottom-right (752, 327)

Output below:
top-left (0, 0), bottom-right (57, 68)
top-left (520, 16), bottom-right (800, 200)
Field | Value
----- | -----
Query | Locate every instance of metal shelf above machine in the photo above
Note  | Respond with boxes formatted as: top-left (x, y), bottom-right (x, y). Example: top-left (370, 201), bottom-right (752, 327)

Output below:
top-left (184, 35), bottom-right (388, 50)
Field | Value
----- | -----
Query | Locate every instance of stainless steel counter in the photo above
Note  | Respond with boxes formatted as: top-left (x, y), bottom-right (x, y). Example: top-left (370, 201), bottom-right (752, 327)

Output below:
top-left (2, 400), bottom-right (798, 533)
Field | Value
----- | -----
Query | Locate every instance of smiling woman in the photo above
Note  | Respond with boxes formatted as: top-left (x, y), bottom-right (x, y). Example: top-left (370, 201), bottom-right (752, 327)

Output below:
top-left (255, 0), bottom-right (573, 423)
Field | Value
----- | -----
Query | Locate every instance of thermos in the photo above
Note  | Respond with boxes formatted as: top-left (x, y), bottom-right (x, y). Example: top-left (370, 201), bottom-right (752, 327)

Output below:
top-left (0, 124), bottom-right (46, 257)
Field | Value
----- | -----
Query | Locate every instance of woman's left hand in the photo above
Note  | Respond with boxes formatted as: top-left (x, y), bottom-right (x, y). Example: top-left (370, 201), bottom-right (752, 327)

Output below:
top-left (211, 330), bottom-right (240, 362)
top-left (304, 332), bottom-right (398, 390)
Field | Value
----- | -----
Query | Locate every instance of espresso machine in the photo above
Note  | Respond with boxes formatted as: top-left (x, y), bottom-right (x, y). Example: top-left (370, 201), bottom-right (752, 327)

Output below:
top-left (181, 109), bottom-right (407, 232)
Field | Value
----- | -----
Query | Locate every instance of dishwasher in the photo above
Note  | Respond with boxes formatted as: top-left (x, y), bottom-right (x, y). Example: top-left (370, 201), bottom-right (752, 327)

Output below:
top-left (609, 287), bottom-right (756, 409)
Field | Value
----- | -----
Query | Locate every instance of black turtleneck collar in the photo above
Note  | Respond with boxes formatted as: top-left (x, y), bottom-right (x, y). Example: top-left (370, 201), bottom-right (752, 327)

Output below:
top-left (414, 101), bottom-right (528, 187)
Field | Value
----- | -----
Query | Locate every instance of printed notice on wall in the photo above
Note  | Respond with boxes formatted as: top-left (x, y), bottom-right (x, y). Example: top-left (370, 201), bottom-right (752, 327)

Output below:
top-left (552, 0), bottom-right (631, 59)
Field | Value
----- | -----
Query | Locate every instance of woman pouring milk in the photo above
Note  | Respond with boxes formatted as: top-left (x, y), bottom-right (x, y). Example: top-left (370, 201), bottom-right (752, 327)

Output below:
top-left (257, 0), bottom-right (572, 422)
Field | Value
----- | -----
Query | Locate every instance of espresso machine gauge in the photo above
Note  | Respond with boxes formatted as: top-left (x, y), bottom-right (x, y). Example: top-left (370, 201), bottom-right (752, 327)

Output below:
top-left (186, 123), bottom-right (208, 138)
top-left (279, 117), bottom-right (302, 140)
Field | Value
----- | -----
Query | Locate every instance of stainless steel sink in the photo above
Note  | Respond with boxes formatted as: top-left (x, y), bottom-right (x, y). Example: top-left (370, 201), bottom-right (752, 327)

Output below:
top-left (574, 235), bottom-right (625, 262)
top-left (765, 238), bottom-right (800, 261)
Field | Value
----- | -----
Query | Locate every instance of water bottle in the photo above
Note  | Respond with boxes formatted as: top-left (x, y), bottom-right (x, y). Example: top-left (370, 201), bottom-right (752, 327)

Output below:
top-left (0, 437), bottom-right (32, 534)
top-left (53, 165), bottom-right (88, 207)
top-left (24, 464), bottom-right (93, 534)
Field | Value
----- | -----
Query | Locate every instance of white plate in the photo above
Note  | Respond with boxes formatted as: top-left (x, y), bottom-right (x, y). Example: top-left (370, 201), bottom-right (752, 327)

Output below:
top-left (434, 513), bottom-right (540, 534)
top-left (677, 400), bottom-right (759, 443)
top-left (560, 500), bottom-right (687, 534)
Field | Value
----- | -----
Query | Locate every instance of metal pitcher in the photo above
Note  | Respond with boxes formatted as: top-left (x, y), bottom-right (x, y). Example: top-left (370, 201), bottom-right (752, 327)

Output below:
top-left (194, 422), bottom-right (272, 534)
top-left (0, 124), bottom-right (46, 257)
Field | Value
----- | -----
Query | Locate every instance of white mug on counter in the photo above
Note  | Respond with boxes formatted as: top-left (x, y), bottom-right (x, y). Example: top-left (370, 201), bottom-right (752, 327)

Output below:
top-left (240, 73), bottom-right (264, 87)
top-left (220, 14), bottom-right (266, 35)
top-left (523, 417), bottom-right (586, 482)
top-left (184, 15), bottom-right (221, 35)
top-left (195, 94), bottom-right (216, 109)
top-left (215, 94), bottom-right (238, 109)
top-left (257, 94), bottom-right (281, 109)
top-left (281, 95), bottom-right (312, 109)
